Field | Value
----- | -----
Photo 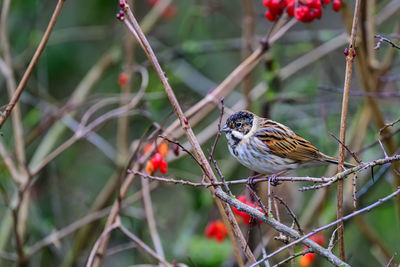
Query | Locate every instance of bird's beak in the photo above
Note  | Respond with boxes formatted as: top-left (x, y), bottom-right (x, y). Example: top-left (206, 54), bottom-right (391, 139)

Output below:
top-left (221, 125), bottom-right (229, 132)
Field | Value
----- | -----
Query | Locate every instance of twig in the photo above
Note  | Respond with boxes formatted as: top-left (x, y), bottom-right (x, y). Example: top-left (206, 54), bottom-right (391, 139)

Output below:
top-left (246, 185), bottom-right (269, 216)
top-left (118, 223), bottom-right (172, 266)
top-left (272, 193), bottom-right (303, 235)
top-left (272, 249), bottom-right (313, 267)
top-left (0, 0), bottom-right (65, 129)
top-left (386, 253), bottom-right (396, 267)
top-left (353, 173), bottom-right (358, 209)
top-left (379, 117), bottom-right (400, 135)
top-left (134, 171), bottom-right (329, 186)
top-left (378, 139), bottom-right (389, 158)
top-left (158, 135), bottom-right (204, 172)
top-left (328, 227), bottom-right (339, 251)
top-left (336, 0), bottom-right (362, 260)
top-left (329, 132), bottom-right (362, 164)
top-left (299, 154), bottom-right (400, 191)
top-left (374, 34), bottom-right (400, 49)
top-left (140, 176), bottom-right (165, 261)
top-left (208, 98), bottom-right (225, 161)
top-left (86, 221), bottom-right (120, 267)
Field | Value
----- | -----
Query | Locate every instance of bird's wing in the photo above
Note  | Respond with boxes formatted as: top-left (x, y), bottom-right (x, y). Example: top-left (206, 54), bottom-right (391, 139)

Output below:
top-left (255, 122), bottom-right (321, 162)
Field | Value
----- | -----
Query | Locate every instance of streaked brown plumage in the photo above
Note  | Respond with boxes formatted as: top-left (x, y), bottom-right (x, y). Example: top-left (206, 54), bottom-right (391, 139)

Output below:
top-left (221, 110), bottom-right (354, 174)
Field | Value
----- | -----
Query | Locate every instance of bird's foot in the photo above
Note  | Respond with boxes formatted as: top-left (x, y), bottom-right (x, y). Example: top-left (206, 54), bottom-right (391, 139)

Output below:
top-left (268, 170), bottom-right (287, 186)
top-left (247, 174), bottom-right (263, 187)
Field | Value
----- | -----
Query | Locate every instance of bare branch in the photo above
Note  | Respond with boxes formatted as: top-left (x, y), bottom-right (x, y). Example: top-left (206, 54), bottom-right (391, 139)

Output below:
top-left (0, 0), bottom-right (65, 129)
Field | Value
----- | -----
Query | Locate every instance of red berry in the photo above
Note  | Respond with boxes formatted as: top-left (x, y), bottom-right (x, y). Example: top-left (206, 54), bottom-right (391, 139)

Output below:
top-left (265, 10), bottom-right (277, 21)
top-left (295, 6), bottom-right (311, 22)
top-left (310, 233), bottom-right (325, 246)
top-left (332, 0), bottom-right (342, 11)
top-left (205, 220), bottom-right (228, 242)
top-left (268, 0), bottom-right (281, 14)
top-left (306, 0), bottom-right (321, 8)
top-left (145, 161), bottom-right (155, 175)
top-left (159, 160), bottom-right (168, 174)
top-left (313, 7), bottom-right (322, 19)
top-left (157, 141), bottom-right (169, 157)
top-left (286, 3), bottom-right (295, 17)
top-left (232, 196), bottom-right (265, 225)
top-left (262, 0), bottom-right (270, 7)
top-left (118, 73), bottom-right (128, 86)
top-left (150, 152), bottom-right (163, 169)
top-left (299, 252), bottom-right (316, 267)
top-left (323, 0), bottom-right (331, 4)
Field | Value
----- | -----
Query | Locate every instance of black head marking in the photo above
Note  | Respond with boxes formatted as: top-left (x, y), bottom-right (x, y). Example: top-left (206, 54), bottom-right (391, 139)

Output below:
top-left (225, 110), bottom-right (254, 135)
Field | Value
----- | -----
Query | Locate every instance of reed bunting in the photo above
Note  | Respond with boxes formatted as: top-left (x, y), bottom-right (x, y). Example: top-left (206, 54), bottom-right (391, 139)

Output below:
top-left (221, 110), bottom-right (354, 175)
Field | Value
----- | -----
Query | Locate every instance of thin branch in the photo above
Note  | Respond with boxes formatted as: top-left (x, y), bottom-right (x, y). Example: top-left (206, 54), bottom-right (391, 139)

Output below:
top-left (329, 132), bottom-right (362, 164)
top-left (86, 221), bottom-right (119, 267)
top-left (374, 34), bottom-right (400, 49)
top-left (272, 249), bottom-right (313, 267)
top-left (0, 0), bottom-right (65, 129)
top-left (272, 193), bottom-right (303, 235)
top-left (118, 223), bottom-right (172, 266)
top-left (336, 0), bottom-right (362, 259)
top-left (299, 154), bottom-right (400, 191)
top-left (140, 176), bottom-right (165, 261)
top-left (208, 98), bottom-right (225, 162)
top-left (379, 117), bottom-right (400, 135)
top-left (133, 170), bottom-right (332, 186)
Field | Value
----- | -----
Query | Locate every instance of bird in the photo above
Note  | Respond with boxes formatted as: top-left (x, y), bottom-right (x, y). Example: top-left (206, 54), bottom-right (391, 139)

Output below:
top-left (221, 110), bottom-right (354, 175)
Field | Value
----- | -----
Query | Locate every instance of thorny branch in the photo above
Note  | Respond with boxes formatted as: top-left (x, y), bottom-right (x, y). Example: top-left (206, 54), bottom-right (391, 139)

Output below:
top-left (243, 187), bottom-right (400, 267)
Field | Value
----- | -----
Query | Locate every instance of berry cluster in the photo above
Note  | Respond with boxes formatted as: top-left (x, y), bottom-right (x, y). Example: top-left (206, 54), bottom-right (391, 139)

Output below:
top-left (145, 141), bottom-right (169, 175)
top-left (298, 233), bottom-right (325, 267)
top-left (263, 0), bottom-right (342, 23)
top-left (205, 220), bottom-right (228, 242)
top-left (232, 195), bottom-right (266, 226)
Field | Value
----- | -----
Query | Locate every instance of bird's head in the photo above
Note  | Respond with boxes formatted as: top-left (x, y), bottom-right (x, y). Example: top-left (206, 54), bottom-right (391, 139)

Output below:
top-left (221, 110), bottom-right (254, 145)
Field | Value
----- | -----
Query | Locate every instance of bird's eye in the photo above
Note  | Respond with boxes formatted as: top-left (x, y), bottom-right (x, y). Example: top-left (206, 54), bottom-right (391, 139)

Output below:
top-left (236, 122), bottom-right (242, 127)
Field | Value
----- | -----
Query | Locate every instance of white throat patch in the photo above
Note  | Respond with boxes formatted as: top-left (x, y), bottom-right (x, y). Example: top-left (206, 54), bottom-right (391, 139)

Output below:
top-left (231, 130), bottom-right (244, 140)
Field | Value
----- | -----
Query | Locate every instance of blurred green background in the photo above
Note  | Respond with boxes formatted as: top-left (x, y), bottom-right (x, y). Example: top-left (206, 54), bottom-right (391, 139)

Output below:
top-left (0, 0), bottom-right (399, 266)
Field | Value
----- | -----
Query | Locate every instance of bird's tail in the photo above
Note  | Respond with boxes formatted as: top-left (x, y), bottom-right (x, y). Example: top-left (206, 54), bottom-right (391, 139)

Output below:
top-left (320, 153), bottom-right (356, 168)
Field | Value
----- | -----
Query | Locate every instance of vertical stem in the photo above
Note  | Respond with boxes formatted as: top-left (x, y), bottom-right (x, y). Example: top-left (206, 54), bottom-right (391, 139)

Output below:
top-left (240, 0), bottom-right (255, 110)
top-left (337, 0), bottom-right (362, 261)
